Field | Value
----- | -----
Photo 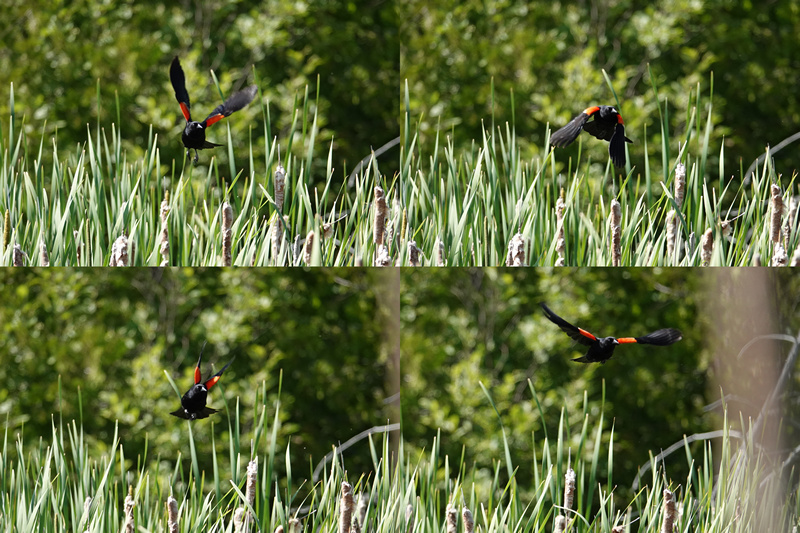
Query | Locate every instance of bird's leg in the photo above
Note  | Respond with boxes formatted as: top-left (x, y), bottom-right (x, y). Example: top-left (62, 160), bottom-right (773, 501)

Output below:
top-left (193, 149), bottom-right (199, 165)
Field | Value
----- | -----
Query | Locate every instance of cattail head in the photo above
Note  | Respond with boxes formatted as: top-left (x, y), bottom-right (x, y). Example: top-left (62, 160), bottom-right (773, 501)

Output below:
top-left (110, 234), bottom-right (129, 266)
top-left (564, 467), bottom-right (576, 511)
top-left (39, 237), bottom-right (49, 266)
top-left (339, 482), bottom-right (354, 533)
top-left (771, 242), bottom-right (787, 267)
top-left (3, 209), bottom-right (10, 249)
top-left (445, 504), bottom-right (457, 533)
top-left (222, 201), bottom-right (234, 266)
top-left (700, 228), bottom-right (713, 266)
top-left (770, 183), bottom-right (783, 244)
top-left (159, 190), bottom-right (171, 266)
top-left (555, 188), bottom-right (567, 266)
top-left (374, 244), bottom-right (391, 266)
top-left (167, 496), bottom-right (178, 533)
top-left (610, 199), bottom-right (622, 266)
top-left (661, 489), bottom-right (676, 533)
top-left (436, 239), bottom-right (445, 267)
top-left (666, 210), bottom-right (677, 263)
top-left (506, 232), bottom-right (526, 266)
top-left (408, 240), bottom-right (420, 266)
top-left (462, 506), bottom-right (474, 533)
top-left (373, 186), bottom-right (387, 245)
top-left (674, 163), bottom-right (686, 209)
top-left (304, 231), bottom-right (315, 265)
top-left (124, 485), bottom-right (135, 533)
top-left (274, 165), bottom-right (286, 211)
top-left (554, 516), bottom-right (567, 533)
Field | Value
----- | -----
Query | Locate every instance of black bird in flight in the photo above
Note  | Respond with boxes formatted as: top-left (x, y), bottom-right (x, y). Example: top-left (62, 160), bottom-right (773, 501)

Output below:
top-left (170, 344), bottom-right (235, 419)
top-left (169, 56), bottom-right (257, 164)
top-left (541, 303), bottom-right (682, 363)
top-left (550, 105), bottom-right (633, 167)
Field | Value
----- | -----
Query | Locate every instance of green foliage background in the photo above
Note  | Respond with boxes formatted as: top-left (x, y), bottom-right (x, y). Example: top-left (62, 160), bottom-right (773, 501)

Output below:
top-left (0, 0), bottom-right (399, 185)
top-left (0, 268), bottom-right (398, 484)
top-left (401, 0), bottom-right (800, 181)
top-left (400, 268), bottom-right (800, 505)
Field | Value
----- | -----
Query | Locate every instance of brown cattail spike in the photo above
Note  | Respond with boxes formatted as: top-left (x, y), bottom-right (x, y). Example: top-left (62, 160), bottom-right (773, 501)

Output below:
top-left (373, 186), bottom-right (387, 246)
top-left (124, 485), bottom-right (135, 533)
top-left (674, 163), bottom-right (686, 209)
top-left (159, 190), bottom-right (170, 266)
top-left (770, 183), bottom-right (783, 244)
top-left (555, 188), bottom-right (566, 266)
top-left (274, 165), bottom-right (286, 211)
top-left (462, 507), bottom-right (474, 533)
top-left (610, 200), bottom-right (622, 266)
top-left (167, 496), bottom-right (179, 533)
top-left (700, 228), bottom-right (713, 266)
top-left (661, 489), bottom-right (676, 533)
top-left (339, 482), bottom-right (354, 533)
top-left (222, 202), bottom-right (233, 266)
top-left (506, 232), bottom-right (526, 266)
top-left (445, 504), bottom-right (457, 533)
top-left (110, 234), bottom-right (129, 266)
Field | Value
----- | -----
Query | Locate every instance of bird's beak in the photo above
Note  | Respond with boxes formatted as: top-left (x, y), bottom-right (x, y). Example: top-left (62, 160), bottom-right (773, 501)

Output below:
top-left (613, 339), bottom-right (619, 345)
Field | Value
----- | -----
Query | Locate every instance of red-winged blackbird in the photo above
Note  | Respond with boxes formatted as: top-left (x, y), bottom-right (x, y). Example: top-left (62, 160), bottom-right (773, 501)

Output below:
top-left (170, 344), bottom-right (235, 419)
top-left (541, 303), bottom-right (682, 363)
top-left (169, 56), bottom-right (257, 164)
top-left (550, 105), bottom-right (633, 167)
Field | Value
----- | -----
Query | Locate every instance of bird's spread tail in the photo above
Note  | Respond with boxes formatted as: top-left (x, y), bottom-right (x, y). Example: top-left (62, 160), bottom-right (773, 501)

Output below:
top-left (634, 328), bottom-right (683, 346)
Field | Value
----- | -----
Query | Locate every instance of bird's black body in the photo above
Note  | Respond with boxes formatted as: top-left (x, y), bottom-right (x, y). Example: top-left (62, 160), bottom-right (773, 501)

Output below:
top-left (541, 303), bottom-right (682, 363)
top-left (170, 344), bottom-right (235, 420)
top-left (550, 105), bottom-right (633, 167)
top-left (169, 56), bottom-right (257, 164)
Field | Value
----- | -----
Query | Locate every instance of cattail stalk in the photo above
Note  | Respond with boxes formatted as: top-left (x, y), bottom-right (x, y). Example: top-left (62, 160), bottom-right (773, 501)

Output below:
top-left (700, 228), bottom-right (713, 266)
top-left (770, 183), bottom-right (783, 244)
top-left (610, 199), bottom-right (621, 266)
top-left (124, 485), bottom-right (135, 533)
top-left (462, 506), bottom-right (474, 533)
top-left (340, 482), bottom-right (354, 533)
top-left (110, 234), bottom-right (129, 266)
top-left (159, 189), bottom-right (170, 266)
top-left (555, 189), bottom-right (566, 266)
top-left (167, 496), bottom-right (178, 533)
top-left (445, 504), bottom-right (457, 533)
top-left (222, 201), bottom-right (233, 266)
top-left (506, 232), bottom-right (526, 266)
top-left (661, 489), bottom-right (676, 533)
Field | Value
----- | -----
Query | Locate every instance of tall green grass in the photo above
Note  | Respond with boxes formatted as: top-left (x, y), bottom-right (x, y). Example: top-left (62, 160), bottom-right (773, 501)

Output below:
top-left (399, 72), bottom-right (800, 266)
top-left (2, 376), bottom-right (794, 532)
top-left (0, 81), bottom-right (392, 266)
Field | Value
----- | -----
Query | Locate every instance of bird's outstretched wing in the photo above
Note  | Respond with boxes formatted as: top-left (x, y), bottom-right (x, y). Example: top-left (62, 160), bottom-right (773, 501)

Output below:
top-left (170, 56), bottom-right (192, 122)
top-left (550, 107), bottom-right (598, 147)
top-left (540, 303), bottom-right (597, 346)
top-left (203, 86), bottom-right (258, 127)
